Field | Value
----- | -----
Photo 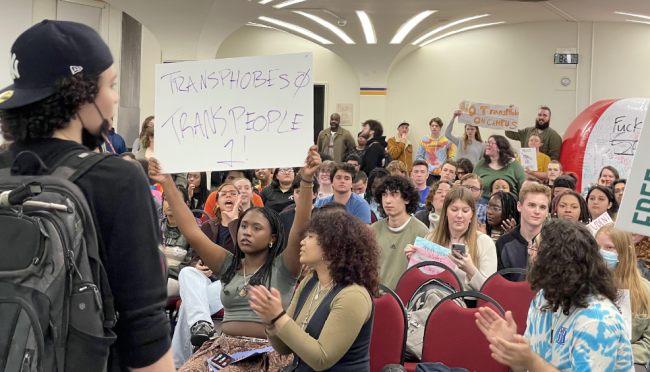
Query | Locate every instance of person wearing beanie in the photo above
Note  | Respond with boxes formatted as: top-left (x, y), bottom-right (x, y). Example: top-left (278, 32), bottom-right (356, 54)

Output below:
top-left (0, 21), bottom-right (174, 371)
top-left (387, 120), bottom-right (413, 174)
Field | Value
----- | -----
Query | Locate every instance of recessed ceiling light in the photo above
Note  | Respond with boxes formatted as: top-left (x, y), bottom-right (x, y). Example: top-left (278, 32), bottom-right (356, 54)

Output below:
top-left (615, 11), bottom-right (650, 20)
top-left (274, 0), bottom-right (308, 9)
top-left (627, 20), bottom-right (650, 25)
top-left (356, 11), bottom-right (376, 44)
top-left (258, 16), bottom-right (333, 44)
top-left (293, 11), bottom-right (355, 44)
top-left (419, 22), bottom-right (505, 47)
top-left (412, 14), bottom-right (490, 45)
top-left (390, 10), bottom-right (437, 44)
top-left (259, 0), bottom-right (274, 4)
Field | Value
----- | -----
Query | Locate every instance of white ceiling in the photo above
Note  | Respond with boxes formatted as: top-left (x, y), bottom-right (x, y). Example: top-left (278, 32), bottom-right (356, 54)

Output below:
top-left (105, 0), bottom-right (650, 84)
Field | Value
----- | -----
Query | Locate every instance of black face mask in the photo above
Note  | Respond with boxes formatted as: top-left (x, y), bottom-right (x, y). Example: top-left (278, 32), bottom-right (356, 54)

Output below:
top-left (80, 102), bottom-right (110, 151)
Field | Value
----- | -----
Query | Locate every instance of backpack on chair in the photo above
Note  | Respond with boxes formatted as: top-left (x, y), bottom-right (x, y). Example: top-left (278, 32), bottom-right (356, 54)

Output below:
top-left (0, 149), bottom-right (117, 372)
top-left (404, 278), bottom-right (466, 362)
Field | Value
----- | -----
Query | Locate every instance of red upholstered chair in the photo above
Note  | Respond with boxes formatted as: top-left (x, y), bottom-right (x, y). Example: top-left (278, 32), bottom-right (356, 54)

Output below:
top-left (370, 285), bottom-right (407, 372)
top-left (404, 291), bottom-right (508, 372)
top-left (395, 261), bottom-right (462, 306)
top-left (191, 209), bottom-right (211, 225)
top-left (478, 268), bottom-right (537, 335)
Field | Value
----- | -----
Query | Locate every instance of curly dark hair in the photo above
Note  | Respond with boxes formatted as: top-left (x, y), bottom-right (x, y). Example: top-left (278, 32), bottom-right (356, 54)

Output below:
top-left (456, 158), bottom-right (474, 175)
top-left (307, 210), bottom-right (380, 298)
top-left (330, 163), bottom-right (357, 181)
top-left (482, 135), bottom-right (516, 167)
top-left (374, 175), bottom-right (421, 217)
top-left (424, 179), bottom-right (454, 212)
top-left (0, 74), bottom-right (100, 142)
top-left (365, 167), bottom-right (390, 203)
top-left (528, 219), bottom-right (618, 315)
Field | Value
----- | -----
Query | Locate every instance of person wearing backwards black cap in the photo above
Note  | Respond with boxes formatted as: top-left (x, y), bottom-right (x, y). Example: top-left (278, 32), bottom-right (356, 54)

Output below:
top-left (0, 21), bottom-right (174, 371)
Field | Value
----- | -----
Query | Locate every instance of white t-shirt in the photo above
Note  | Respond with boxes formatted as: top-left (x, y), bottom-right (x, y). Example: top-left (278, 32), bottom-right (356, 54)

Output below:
top-left (525, 291), bottom-right (634, 371)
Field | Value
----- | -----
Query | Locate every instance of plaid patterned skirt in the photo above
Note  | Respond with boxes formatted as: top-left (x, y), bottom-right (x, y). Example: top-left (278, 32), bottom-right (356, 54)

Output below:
top-left (178, 334), bottom-right (294, 372)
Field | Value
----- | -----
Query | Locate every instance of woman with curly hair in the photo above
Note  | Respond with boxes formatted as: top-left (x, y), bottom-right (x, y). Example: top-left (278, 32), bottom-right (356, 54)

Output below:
top-left (476, 219), bottom-right (633, 371)
top-left (597, 223), bottom-right (650, 370)
top-left (133, 115), bottom-right (154, 152)
top-left (473, 135), bottom-right (526, 205)
top-left (150, 146), bottom-right (321, 371)
top-left (407, 187), bottom-right (497, 291)
top-left (551, 190), bottom-right (590, 224)
top-left (414, 179), bottom-right (454, 230)
top-left (485, 191), bottom-right (520, 243)
top-left (249, 208), bottom-right (380, 371)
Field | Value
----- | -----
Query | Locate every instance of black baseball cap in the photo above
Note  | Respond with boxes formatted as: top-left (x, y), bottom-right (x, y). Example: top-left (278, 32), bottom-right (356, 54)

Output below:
top-left (0, 20), bottom-right (113, 110)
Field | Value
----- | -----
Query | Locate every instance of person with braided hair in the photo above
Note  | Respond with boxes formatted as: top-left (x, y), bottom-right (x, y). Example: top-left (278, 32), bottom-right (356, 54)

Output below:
top-left (149, 145), bottom-right (321, 371)
top-left (486, 191), bottom-right (520, 243)
top-left (365, 167), bottom-right (390, 221)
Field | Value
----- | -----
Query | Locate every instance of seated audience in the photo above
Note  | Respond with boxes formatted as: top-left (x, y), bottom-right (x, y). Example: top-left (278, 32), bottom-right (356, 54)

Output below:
top-left (386, 160), bottom-right (408, 177)
top-left (150, 146), bottom-right (319, 371)
top-left (518, 133), bottom-right (551, 181)
top-left (491, 178), bottom-right (514, 195)
top-left (255, 168), bottom-right (273, 192)
top-left (260, 167), bottom-right (298, 213)
top-left (581, 165), bottom-right (620, 197)
top-left (587, 185), bottom-right (618, 220)
top-left (521, 176), bottom-right (542, 190)
top-left (486, 191), bottom-right (520, 243)
top-left (280, 175), bottom-right (320, 245)
top-left (614, 178), bottom-right (627, 204)
top-left (411, 160), bottom-right (430, 212)
top-left (200, 184), bottom-right (241, 250)
top-left (318, 160), bottom-right (336, 198)
top-left (345, 154), bottom-right (361, 171)
top-left (365, 168), bottom-right (391, 221)
top-left (163, 195), bottom-right (192, 297)
top-left (445, 110), bottom-right (485, 165)
top-left (251, 209), bottom-right (380, 372)
top-left (497, 184), bottom-right (550, 280)
top-left (204, 170), bottom-right (263, 218)
top-left (596, 223), bottom-right (650, 370)
top-left (413, 180), bottom-right (453, 231)
top-left (315, 164), bottom-right (371, 223)
top-left (551, 190), bottom-right (591, 224)
top-left (460, 173), bottom-right (486, 225)
top-left (233, 177), bottom-right (256, 212)
top-left (407, 187), bottom-right (497, 291)
top-left (545, 160), bottom-right (562, 187)
top-left (187, 172), bottom-right (209, 217)
top-left (476, 219), bottom-right (633, 372)
top-left (372, 176), bottom-right (429, 290)
top-left (352, 170), bottom-right (368, 195)
top-left (454, 158), bottom-right (475, 184)
top-left (132, 115), bottom-right (154, 152)
top-left (551, 174), bottom-right (577, 199)
top-left (439, 159), bottom-right (457, 182)
top-left (473, 135), bottom-right (526, 205)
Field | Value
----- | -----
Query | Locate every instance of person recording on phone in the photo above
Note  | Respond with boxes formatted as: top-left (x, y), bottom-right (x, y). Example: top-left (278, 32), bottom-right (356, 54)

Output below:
top-left (405, 187), bottom-right (497, 291)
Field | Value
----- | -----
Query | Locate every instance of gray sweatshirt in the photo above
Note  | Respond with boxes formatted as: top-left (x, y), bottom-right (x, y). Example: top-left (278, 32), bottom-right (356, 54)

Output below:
top-left (445, 118), bottom-right (486, 166)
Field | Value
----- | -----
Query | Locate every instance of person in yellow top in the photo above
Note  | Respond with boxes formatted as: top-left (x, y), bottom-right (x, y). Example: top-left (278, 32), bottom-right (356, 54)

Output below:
top-left (518, 133), bottom-right (551, 181)
top-left (387, 121), bottom-right (413, 174)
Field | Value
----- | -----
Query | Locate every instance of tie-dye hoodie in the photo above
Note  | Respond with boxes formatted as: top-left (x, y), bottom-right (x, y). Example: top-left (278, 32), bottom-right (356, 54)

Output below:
top-left (416, 135), bottom-right (456, 175)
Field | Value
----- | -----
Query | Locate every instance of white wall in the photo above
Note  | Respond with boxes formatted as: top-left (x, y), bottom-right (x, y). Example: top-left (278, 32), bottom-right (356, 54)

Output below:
top-left (215, 26), bottom-right (362, 136)
top-left (140, 25), bottom-right (162, 126)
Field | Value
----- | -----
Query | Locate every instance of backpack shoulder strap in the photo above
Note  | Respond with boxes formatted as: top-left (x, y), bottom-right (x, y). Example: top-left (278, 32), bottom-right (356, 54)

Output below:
top-left (51, 150), bottom-right (115, 182)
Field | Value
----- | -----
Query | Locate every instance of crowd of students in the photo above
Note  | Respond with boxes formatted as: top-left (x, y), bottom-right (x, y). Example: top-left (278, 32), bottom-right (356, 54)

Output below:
top-left (0, 20), bottom-right (647, 372)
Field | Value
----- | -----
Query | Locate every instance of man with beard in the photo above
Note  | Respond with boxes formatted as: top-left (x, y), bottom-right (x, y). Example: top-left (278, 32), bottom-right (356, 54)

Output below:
top-left (316, 113), bottom-right (356, 163)
top-left (505, 106), bottom-right (562, 161)
top-left (360, 119), bottom-right (388, 176)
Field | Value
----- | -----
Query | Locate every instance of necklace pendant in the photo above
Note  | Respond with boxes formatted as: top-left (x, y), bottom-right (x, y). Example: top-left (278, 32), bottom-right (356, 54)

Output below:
top-left (314, 293), bottom-right (319, 300)
top-left (239, 288), bottom-right (247, 297)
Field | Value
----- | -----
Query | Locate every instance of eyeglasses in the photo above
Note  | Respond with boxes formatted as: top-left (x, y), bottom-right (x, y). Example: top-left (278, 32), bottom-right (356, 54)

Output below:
top-left (456, 171), bottom-right (467, 176)
top-left (218, 191), bottom-right (238, 197)
top-left (462, 185), bottom-right (481, 193)
top-left (485, 141), bottom-right (497, 146)
top-left (279, 169), bottom-right (294, 174)
top-left (486, 206), bottom-right (502, 212)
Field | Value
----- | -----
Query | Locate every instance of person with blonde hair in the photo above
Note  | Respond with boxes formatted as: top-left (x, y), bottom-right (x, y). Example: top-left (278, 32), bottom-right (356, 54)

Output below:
top-left (406, 187), bottom-right (497, 290)
top-left (386, 160), bottom-right (408, 177)
top-left (596, 223), bottom-right (650, 371)
top-left (133, 115), bottom-right (154, 152)
top-left (445, 110), bottom-right (485, 165)
top-left (318, 160), bottom-right (336, 198)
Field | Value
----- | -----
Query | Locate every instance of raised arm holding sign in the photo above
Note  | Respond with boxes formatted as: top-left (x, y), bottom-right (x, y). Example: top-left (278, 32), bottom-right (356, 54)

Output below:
top-left (458, 100), bottom-right (519, 132)
top-left (154, 53), bottom-right (314, 173)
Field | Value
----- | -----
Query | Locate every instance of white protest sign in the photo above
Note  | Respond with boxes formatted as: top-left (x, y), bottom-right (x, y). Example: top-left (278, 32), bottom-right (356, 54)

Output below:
top-left (520, 148), bottom-right (538, 171)
top-left (616, 107), bottom-right (650, 236)
top-left (586, 212), bottom-right (613, 236)
top-left (581, 98), bottom-right (648, 190)
top-left (154, 53), bottom-right (314, 173)
top-left (458, 101), bottom-right (519, 132)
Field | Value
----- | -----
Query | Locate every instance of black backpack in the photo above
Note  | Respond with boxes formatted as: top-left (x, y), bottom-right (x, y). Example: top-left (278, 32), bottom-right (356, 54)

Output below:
top-left (0, 149), bottom-right (117, 372)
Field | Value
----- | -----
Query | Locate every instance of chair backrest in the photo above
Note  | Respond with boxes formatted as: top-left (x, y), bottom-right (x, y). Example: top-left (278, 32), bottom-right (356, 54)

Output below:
top-left (370, 285), bottom-right (407, 372)
top-left (395, 261), bottom-right (462, 305)
top-left (422, 291), bottom-right (509, 372)
top-left (478, 268), bottom-right (537, 335)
